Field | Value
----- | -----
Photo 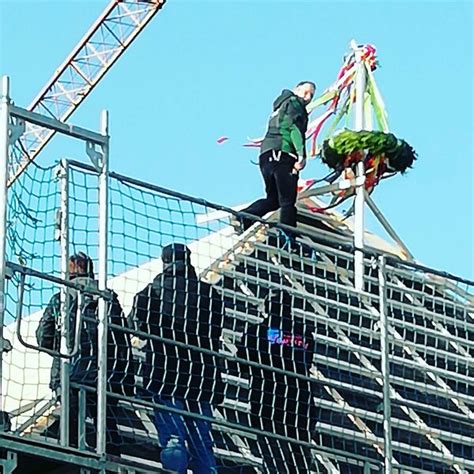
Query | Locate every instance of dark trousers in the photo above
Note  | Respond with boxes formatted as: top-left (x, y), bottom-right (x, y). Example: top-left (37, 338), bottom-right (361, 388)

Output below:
top-left (241, 150), bottom-right (298, 230)
top-left (47, 388), bottom-right (122, 455)
top-left (251, 420), bottom-right (313, 473)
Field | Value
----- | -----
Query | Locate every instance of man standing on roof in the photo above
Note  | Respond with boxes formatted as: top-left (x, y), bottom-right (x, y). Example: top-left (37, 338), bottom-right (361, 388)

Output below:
top-left (239, 81), bottom-right (316, 232)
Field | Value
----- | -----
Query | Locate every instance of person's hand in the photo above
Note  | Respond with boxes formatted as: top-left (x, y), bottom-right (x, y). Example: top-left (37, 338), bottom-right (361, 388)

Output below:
top-left (131, 336), bottom-right (147, 349)
top-left (293, 157), bottom-right (306, 173)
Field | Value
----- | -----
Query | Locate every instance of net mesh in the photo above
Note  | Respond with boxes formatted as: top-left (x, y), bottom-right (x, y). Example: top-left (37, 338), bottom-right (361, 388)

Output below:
top-left (3, 159), bottom-right (61, 440)
top-left (384, 263), bottom-right (473, 473)
top-left (2, 155), bottom-right (473, 473)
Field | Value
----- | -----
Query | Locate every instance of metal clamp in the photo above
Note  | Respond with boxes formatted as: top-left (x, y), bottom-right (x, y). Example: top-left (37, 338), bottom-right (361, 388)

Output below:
top-left (8, 117), bottom-right (26, 147)
top-left (86, 141), bottom-right (103, 171)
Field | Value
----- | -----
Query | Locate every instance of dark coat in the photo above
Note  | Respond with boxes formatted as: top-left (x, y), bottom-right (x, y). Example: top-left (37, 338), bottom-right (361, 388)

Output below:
top-left (36, 277), bottom-right (135, 395)
top-left (130, 248), bottom-right (224, 405)
top-left (238, 291), bottom-right (315, 437)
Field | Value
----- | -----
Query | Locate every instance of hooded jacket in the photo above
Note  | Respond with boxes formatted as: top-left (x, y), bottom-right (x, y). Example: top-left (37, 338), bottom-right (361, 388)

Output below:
top-left (130, 244), bottom-right (224, 404)
top-left (260, 89), bottom-right (309, 159)
top-left (36, 276), bottom-right (134, 395)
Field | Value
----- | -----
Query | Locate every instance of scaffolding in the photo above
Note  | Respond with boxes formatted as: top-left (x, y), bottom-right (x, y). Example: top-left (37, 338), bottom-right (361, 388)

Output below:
top-left (0, 75), bottom-right (473, 474)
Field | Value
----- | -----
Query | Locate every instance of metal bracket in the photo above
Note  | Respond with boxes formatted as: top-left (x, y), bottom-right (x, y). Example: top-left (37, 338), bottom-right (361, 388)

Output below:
top-left (54, 209), bottom-right (62, 241)
top-left (8, 117), bottom-right (26, 147)
top-left (86, 141), bottom-right (103, 171)
top-left (55, 161), bottom-right (67, 179)
top-left (0, 335), bottom-right (12, 354)
top-left (5, 265), bottom-right (13, 280)
top-left (54, 161), bottom-right (68, 241)
top-left (355, 174), bottom-right (366, 187)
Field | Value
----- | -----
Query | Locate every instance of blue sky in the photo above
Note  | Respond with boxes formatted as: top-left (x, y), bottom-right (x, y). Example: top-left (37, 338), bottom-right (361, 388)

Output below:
top-left (0, 0), bottom-right (472, 279)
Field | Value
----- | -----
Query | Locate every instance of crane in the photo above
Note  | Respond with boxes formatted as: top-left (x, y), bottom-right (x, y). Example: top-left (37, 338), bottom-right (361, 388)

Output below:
top-left (8, 0), bottom-right (166, 186)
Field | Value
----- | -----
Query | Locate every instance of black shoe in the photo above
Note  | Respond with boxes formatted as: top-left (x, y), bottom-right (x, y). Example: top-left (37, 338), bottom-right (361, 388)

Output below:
top-left (276, 231), bottom-right (315, 259)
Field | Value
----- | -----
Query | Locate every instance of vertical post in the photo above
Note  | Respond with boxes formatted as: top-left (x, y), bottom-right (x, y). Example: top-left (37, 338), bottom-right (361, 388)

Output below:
top-left (78, 387), bottom-right (87, 450)
top-left (96, 110), bottom-right (109, 456)
top-left (378, 256), bottom-right (392, 473)
top-left (59, 158), bottom-right (70, 446)
top-left (352, 42), bottom-right (367, 291)
top-left (0, 76), bottom-right (10, 424)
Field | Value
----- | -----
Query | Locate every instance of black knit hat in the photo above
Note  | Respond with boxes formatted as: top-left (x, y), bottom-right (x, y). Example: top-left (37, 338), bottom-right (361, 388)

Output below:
top-left (161, 243), bottom-right (191, 264)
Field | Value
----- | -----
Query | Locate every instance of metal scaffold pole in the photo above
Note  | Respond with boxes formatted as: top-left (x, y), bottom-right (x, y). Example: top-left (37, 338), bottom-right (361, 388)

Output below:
top-left (59, 159), bottom-right (71, 446)
top-left (0, 76), bottom-right (10, 421)
top-left (378, 256), bottom-right (393, 473)
top-left (352, 40), bottom-right (367, 292)
top-left (96, 109), bottom-right (109, 456)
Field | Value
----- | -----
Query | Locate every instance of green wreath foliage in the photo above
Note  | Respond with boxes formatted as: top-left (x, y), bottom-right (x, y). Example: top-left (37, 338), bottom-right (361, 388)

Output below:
top-left (320, 130), bottom-right (416, 173)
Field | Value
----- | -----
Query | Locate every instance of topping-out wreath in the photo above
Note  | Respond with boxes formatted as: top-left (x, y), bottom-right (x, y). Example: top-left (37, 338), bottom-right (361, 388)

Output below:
top-left (319, 130), bottom-right (416, 190)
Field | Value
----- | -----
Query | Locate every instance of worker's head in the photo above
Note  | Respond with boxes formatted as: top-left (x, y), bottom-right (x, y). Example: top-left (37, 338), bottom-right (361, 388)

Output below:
top-left (294, 81), bottom-right (316, 105)
top-left (161, 243), bottom-right (196, 277)
top-left (69, 252), bottom-right (95, 279)
top-left (162, 243), bottom-right (192, 266)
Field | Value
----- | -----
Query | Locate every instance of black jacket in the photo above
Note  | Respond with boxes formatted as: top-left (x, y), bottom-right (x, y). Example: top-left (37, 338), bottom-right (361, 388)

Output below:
top-left (260, 89), bottom-right (309, 158)
top-left (130, 247), bottom-right (224, 404)
top-left (238, 291), bottom-right (315, 435)
top-left (36, 277), bottom-right (135, 395)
